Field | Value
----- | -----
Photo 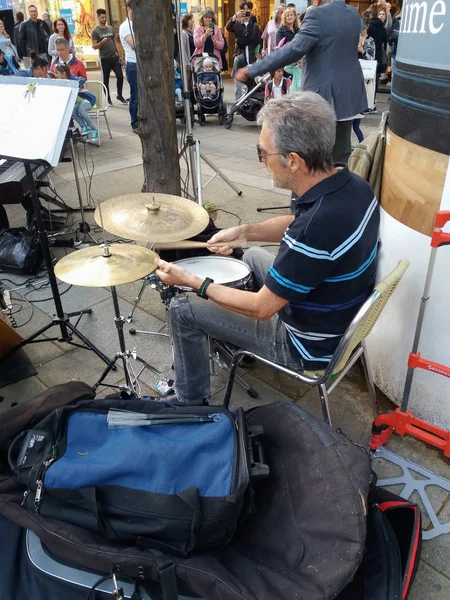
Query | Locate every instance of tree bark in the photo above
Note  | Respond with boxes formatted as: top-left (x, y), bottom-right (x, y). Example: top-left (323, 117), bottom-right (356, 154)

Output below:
top-left (132, 0), bottom-right (181, 195)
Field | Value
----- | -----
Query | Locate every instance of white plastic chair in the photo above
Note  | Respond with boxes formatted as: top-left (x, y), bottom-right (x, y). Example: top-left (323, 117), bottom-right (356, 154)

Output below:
top-left (83, 80), bottom-right (113, 146)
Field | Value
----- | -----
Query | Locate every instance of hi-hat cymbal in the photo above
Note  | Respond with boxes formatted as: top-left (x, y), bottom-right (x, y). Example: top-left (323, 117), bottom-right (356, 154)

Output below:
top-left (94, 193), bottom-right (210, 243)
top-left (54, 244), bottom-right (159, 287)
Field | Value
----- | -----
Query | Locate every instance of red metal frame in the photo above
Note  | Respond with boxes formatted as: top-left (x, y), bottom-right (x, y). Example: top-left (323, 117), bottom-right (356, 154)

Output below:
top-left (407, 353), bottom-right (450, 380)
top-left (370, 409), bottom-right (450, 457)
top-left (432, 210), bottom-right (450, 247)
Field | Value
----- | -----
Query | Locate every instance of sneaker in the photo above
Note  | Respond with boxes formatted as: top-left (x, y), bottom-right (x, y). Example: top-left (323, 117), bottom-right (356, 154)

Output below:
top-left (91, 129), bottom-right (98, 141)
top-left (81, 127), bottom-right (90, 136)
top-left (116, 95), bottom-right (128, 104)
top-left (107, 100), bottom-right (113, 107)
top-left (364, 107), bottom-right (377, 114)
top-left (132, 127), bottom-right (139, 134)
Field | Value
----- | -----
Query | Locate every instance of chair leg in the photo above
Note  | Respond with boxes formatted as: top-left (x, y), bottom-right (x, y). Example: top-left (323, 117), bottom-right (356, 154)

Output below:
top-left (104, 113), bottom-right (113, 139)
top-left (360, 340), bottom-right (379, 417)
top-left (318, 384), bottom-right (332, 427)
top-left (97, 113), bottom-right (101, 146)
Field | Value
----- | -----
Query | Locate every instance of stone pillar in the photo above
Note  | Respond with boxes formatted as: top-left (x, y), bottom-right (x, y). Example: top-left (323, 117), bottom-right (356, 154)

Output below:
top-left (367, 0), bottom-right (450, 426)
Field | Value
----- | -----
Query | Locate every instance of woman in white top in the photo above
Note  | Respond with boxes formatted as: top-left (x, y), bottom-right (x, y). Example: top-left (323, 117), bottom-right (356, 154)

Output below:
top-left (0, 20), bottom-right (13, 56)
top-left (48, 18), bottom-right (75, 57)
top-left (261, 4), bottom-right (285, 56)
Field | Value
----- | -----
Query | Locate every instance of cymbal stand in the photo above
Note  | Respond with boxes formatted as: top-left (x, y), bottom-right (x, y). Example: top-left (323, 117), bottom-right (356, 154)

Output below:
top-left (93, 280), bottom-right (167, 397)
top-left (128, 281), bottom-right (257, 398)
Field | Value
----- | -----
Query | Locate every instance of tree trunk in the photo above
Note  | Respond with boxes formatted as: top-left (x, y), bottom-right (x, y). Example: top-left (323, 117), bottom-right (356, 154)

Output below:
top-left (132, 0), bottom-right (181, 195)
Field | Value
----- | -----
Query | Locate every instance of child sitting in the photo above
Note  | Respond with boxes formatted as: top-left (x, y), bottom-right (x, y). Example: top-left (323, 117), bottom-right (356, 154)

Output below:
top-left (174, 60), bottom-right (183, 103)
top-left (197, 58), bottom-right (217, 99)
top-left (264, 68), bottom-right (291, 100)
top-left (54, 64), bottom-right (98, 141)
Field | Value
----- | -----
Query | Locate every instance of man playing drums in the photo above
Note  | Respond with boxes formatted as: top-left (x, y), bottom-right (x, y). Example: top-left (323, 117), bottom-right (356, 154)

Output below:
top-left (156, 93), bottom-right (379, 406)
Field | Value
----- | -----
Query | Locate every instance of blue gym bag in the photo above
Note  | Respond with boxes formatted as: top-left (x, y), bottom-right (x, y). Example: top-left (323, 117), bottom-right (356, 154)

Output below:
top-left (9, 399), bottom-right (258, 556)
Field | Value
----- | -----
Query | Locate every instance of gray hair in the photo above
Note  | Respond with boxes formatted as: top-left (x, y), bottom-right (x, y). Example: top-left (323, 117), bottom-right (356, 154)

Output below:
top-left (55, 37), bottom-right (68, 47)
top-left (257, 92), bottom-right (336, 172)
top-left (320, 0), bottom-right (344, 5)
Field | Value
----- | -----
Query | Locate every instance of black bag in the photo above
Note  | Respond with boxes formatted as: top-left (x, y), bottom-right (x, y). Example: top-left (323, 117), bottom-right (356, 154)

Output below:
top-left (337, 486), bottom-right (422, 600)
top-left (9, 399), bottom-right (257, 556)
top-left (0, 389), bottom-right (372, 600)
top-left (0, 227), bottom-right (41, 274)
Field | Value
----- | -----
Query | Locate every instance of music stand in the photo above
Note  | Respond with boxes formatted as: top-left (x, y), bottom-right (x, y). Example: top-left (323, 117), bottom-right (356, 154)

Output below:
top-left (0, 77), bottom-right (110, 367)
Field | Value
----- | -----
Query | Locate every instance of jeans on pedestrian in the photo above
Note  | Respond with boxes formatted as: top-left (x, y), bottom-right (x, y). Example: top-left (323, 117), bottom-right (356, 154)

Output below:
top-left (175, 87), bottom-right (182, 102)
top-left (100, 55), bottom-right (124, 101)
top-left (72, 100), bottom-right (95, 130)
top-left (126, 61), bottom-right (138, 128)
top-left (234, 81), bottom-right (245, 102)
top-left (168, 247), bottom-right (302, 404)
top-left (352, 119), bottom-right (364, 144)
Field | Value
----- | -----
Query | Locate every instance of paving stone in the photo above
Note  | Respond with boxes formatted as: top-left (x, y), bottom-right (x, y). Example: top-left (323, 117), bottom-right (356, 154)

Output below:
top-left (0, 376), bottom-right (47, 415)
top-left (35, 347), bottom-right (123, 390)
top-left (409, 561), bottom-right (450, 600)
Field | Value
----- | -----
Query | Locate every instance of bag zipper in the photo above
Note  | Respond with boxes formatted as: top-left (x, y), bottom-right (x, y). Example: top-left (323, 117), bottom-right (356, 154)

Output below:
top-left (33, 456), bottom-right (57, 513)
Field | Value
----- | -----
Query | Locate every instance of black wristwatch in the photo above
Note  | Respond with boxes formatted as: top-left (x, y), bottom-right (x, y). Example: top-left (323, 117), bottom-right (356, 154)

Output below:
top-left (197, 277), bottom-right (214, 299)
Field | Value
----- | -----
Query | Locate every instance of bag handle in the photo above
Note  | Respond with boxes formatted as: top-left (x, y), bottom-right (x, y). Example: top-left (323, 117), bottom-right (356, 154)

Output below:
top-left (177, 486), bottom-right (202, 552)
top-left (7, 430), bottom-right (28, 472)
top-left (77, 487), bottom-right (120, 540)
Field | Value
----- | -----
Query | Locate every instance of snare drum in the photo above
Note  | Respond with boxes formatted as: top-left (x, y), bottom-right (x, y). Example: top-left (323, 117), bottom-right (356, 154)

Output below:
top-left (174, 256), bottom-right (253, 291)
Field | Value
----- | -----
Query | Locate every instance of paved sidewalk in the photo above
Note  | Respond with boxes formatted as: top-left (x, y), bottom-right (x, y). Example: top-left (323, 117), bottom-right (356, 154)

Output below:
top-left (1, 76), bottom-right (449, 599)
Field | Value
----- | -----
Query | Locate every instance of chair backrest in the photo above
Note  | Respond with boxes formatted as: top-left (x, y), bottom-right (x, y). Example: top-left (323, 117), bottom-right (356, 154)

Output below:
top-left (330, 259), bottom-right (410, 375)
top-left (83, 80), bottom-right (107, 112)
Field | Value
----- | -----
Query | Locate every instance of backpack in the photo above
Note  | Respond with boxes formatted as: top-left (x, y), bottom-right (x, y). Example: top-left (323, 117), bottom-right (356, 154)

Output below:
top-left (267, 77), bottom-right (289, 98)
top-left (8, 398), bottom-right (258, 557)
top-left (349, 111), bottom-right (387, 200)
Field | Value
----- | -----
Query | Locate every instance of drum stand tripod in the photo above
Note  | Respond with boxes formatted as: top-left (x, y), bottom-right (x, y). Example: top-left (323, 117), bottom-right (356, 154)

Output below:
top-left (128, 278), bottom-right (258, 399)
top-left (93, 283), bottom-right (167, 397)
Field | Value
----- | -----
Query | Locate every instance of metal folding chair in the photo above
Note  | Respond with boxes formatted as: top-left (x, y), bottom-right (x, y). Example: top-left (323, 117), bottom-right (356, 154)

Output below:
top-left (83, 80), bottom-right (113, 147)
top-left (224, 260), bottom-right (410, 426)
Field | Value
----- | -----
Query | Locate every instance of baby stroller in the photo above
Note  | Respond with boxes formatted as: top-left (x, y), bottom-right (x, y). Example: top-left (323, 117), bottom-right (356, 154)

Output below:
top-left (191, 54), bottom-right (226, 125)
top-left (223, 55), bottom-right (268, 130)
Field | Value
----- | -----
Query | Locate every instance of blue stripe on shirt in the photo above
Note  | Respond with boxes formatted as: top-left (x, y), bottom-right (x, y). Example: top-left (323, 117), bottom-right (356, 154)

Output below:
top-left (268, 266), bottom-right (313, 294)
top-left (290, 291), bottom-right (369, 312)
top-left (324, 242), bottom-right (378, 282)
top-left (282, 197), bottom-right (378, 261)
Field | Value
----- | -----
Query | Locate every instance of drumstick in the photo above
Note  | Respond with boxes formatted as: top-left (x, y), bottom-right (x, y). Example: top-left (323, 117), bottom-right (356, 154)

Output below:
top-left (155, 239), bottom-right (248, 250)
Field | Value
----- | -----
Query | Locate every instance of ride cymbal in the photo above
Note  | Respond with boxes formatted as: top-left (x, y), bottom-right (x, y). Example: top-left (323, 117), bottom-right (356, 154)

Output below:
top-left (54, 244), bottom-right (159, 287)
top-left (94, 193), bottom-right (210, 243)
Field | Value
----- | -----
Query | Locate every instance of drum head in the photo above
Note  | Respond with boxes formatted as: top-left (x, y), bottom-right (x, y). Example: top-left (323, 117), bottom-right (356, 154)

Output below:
top-left (174, 256), bottom-right (251, 287)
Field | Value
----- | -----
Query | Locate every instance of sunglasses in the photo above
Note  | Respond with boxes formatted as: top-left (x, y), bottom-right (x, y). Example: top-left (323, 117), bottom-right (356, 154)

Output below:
top-left (256, 143), bottom-right (305, 163)
top-left (256, 143), bottom-right (285, 163)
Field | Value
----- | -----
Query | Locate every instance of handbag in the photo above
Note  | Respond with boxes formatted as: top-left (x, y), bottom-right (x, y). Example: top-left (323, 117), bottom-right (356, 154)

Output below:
top-left (0, 227), bottom-right (42, 274)
top-left (378, 44), bottom-right (388, 73)
top-left (9, 398), bottom-right (261, 556)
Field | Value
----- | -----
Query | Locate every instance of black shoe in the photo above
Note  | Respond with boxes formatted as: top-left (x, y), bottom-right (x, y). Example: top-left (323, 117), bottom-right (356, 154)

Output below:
top-left (116, 95), bottom-right (128, 104)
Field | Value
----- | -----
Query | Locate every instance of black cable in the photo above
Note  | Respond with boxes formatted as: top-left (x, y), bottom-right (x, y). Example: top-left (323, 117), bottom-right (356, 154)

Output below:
top-left (24, 283), bottom-right (73, 303)
top-left (216, 208), bottom-right (242, 225)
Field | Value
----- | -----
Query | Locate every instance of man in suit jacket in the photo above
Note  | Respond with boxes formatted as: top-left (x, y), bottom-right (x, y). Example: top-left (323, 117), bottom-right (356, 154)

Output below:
top-left (235, 0), bottom-right (367, 164)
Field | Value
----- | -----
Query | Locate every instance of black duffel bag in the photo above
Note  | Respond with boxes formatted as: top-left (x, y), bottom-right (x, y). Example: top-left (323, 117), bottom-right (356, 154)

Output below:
top-left (0, 227), bottom-right (41, 274)
top-left (9, 399), bottom-right (258, 556)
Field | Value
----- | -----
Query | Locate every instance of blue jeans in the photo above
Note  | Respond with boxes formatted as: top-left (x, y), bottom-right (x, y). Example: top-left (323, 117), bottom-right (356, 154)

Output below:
top-left (168, 247), bottom-right (302, 404)
top-left (126, 61), bottom-right (138, 128)
top-left (72, 100), bottom-right (95, 130)
top-left (352, 119), bottom-right (364, 144)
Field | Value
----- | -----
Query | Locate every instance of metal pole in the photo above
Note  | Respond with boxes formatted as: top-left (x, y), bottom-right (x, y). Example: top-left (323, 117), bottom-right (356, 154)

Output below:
top-left (25, 162), bottom-right (69, 338)
top-left (175, 0), bottom-right (199, 202)
top-left (401, 247), bottom-right (438, 411)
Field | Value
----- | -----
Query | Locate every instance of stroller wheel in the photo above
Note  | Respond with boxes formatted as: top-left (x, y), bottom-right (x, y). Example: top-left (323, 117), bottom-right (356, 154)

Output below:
top-left (223, 114), bottom-right (233, 130)
top-left (218, 112), bottom-right (224, 125)
top-left (197, 104), bottom-right (205, 126)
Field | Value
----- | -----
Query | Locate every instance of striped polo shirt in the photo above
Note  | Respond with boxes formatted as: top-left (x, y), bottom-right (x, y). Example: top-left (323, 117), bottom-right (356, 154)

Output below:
top-left (264, 167), bottom-right (380, 370)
